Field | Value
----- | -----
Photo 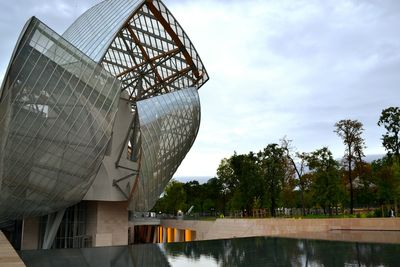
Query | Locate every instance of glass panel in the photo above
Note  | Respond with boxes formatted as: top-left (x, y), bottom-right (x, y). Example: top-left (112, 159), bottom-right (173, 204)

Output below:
top-left (63, 0), bottom-right (142, 62)
top-left (0, 17), bottom-right (120, 224)
top-left (129, 87), bottom-right (200, 211)
top-left (64, 0), bottom-right (208, 101)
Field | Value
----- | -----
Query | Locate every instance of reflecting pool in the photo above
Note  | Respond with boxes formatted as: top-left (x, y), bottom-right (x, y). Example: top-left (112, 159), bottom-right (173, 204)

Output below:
top-left (19, 236), bottom-right (400, 267)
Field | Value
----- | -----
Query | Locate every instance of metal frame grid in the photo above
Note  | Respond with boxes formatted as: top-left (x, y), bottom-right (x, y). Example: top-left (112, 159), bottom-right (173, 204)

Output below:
top-left (101, 0), bottom-right (208, 102)
top-left (0, 17), bottom-right (120, 224)
top-left (130, 87), bottom-right (200, 211)
top-left (102, 1), bottom-right (208, 209)
top-left (0, 0), bottom-right (209, 221)
top-left (62, 0), bottom-right (142, 63)
top-left (63, 0), bottom-right (208, 100)
top-left (64, 0), bottom-right (208, 211)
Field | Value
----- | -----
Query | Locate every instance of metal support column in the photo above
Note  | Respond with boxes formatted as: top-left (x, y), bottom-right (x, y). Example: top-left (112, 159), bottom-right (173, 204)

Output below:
top-left (42, 208), bottom-right (65, 249)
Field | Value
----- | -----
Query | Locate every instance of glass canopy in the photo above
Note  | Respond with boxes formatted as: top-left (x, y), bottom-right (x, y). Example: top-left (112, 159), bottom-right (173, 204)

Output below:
top-left (0, 17), bottom-right (120, 223)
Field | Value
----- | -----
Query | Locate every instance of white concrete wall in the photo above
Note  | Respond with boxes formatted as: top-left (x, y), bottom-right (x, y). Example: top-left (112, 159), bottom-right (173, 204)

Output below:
top-left (84, 92), bottom-right (138, 201)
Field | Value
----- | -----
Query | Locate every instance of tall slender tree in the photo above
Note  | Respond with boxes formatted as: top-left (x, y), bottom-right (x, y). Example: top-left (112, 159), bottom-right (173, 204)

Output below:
top-left (334, 119), bottom-right (365, 214)
top-left (281, 137), bottom-right (307, 215)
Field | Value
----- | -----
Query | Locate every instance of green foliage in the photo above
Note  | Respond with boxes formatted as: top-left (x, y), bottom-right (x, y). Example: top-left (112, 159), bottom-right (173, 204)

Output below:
top-left (252, 196), bottom-right (262, 209)
top-left (354, 161), bottom-right (377, 208)
top-left (152, 109), bottom-right (400, 217)
top-left (153, 177), bottom-right (226, 215)
top-left (217, 152), bottom-right (265, 212)
top-left (376, 107), bottom-right (400, 213)
top-left (334, 119), bottom-right (365, 161)
top-left (302, 214), bottom-right (355, 219)
top-left (257, 144), bottom-right (288, 216)
top-left (371, 157), bottom-right (400, 206)
top-left (152, 180), bottom-right (186, 214)
top-left (334, 119), bottom-right (365, 214)
top-left (378, 107), bottom-right (400, 158)
top-left (217, 157), bottom-right (236, 193)
top-left (373, 207), bottom-right (385, 218)
top-left (305, 147), bottom-right (345, 215)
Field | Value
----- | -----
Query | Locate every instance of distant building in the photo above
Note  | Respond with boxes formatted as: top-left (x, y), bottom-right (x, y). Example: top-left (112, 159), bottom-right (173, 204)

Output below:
top-left (0, 0), bottom-right (208, 249)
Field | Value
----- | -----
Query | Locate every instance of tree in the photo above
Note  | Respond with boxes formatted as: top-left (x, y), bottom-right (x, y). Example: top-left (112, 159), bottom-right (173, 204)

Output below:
top-left (378, 107), bottom-right (400, 160)
top-left (257, 144), bottom-right (287, 217)
top-left (306, 147), bottom-right (344, 215)
top-left (228, 152), bottom-right (264, 212)
top-left (353, 161), bottom-right (376, 209)
top-left (202, 178), bottom-right (224, 213)
top-left (334, 119), bottom-right (365, 214)
top-left (217, 157), bottom-right (236, 194)
top-left (161, 180), bottom-right (187, 214)
top-left (183, 180), bottom-right (204, 213)
top-left (216, 152), bottom-right (264, 213)
top-left (371, 157), bottom-right (400, 216)
top-left (281, 137), bottom-right (308, 215)
top-left (377, 107), bottom-right (400, 216)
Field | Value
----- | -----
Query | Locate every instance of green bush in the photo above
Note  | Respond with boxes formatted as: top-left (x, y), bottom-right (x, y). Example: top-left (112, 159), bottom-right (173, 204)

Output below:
top-left (373, 207), bottom-right (388, 217)
top-left (366, 211), bottom-right (375, 218)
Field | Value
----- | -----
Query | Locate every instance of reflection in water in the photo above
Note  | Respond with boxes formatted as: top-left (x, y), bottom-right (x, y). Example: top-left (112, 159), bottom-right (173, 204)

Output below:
top-left (163, 237), bottom-right (400, 267)
top-left (20, 244), bottom-right (170, 267)
top-left (20, 237), bottom-right (400, 267)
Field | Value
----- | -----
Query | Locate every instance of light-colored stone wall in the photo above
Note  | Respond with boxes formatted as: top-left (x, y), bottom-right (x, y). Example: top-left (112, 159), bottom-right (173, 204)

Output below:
top-left (0, 231), bottom-right (25, 267)
top-left (161, 218), bottom-right (400, 244)
top-left (86, 200), bottom-right (129, 247)
top-left (84, 92), bottom-right (138, 202)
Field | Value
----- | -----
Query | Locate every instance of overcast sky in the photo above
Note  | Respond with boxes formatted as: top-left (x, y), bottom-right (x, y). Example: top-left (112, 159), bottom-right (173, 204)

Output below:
top-left (1, 0), bottom-right (399, 179)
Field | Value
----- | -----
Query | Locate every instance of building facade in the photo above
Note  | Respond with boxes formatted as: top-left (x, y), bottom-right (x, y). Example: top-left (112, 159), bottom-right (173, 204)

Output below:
top-left (0, 0), bottom-right (208, 249)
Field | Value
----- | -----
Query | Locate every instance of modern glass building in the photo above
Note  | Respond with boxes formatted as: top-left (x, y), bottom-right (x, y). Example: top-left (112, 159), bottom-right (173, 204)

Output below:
top-left (0, 0), bottom-right (208, 249)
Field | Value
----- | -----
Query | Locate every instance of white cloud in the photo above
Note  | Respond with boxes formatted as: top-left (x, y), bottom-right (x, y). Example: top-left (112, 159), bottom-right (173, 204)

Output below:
top-left (169, 0), bottom-right (400, 177)
top-left (1, 0), bottom-right (399, 178)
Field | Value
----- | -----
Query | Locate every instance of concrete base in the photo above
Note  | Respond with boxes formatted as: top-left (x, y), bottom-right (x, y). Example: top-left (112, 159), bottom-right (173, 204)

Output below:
top-left (161, 218), bottom-right (400, 244)
top-left (19, 200), bottom-right (129, 249)
top-left (86, 201), bottom-right (129, 247)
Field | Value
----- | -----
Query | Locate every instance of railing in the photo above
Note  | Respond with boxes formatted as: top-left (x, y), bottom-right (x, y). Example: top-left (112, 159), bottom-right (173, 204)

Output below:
top-left (146, 207), bottom-right (382, 221)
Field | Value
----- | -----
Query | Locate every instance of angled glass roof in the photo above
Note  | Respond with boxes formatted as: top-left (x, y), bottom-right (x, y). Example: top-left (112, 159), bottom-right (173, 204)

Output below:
top-left (63, 0), bottom-right (208, 103)
top-left (63, 0), bottom-right (142, 63)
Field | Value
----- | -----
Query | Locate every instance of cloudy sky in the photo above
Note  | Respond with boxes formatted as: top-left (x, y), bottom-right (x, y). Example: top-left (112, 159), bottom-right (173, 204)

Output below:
top-left (1, 0), bottom-right (399, 180)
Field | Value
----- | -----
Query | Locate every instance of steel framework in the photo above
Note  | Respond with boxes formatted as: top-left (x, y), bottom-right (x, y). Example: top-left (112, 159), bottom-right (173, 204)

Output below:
top-left (0, 0), bottom-right (208, 225)
top-left (0, 18), bottom-right (121, 223)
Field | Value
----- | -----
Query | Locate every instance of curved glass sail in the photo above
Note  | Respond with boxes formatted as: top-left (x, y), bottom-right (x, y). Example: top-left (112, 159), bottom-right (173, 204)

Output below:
top-left (0, 17), bottom-right (120, 223)
top-left (0, 0), bottom-right (208, 223)
top-left (63, 0), bottom-right (208, 102)
top-left (130, 87), bottom-right (200, 211)
top-left (62, 0), bottom-right (141, 63)
top-left (63, 0), bottom-right (209, 211)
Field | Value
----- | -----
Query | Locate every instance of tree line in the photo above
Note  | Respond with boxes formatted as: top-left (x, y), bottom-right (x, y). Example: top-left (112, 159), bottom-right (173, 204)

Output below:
top-left (153, 107), bottom-right (400, 217)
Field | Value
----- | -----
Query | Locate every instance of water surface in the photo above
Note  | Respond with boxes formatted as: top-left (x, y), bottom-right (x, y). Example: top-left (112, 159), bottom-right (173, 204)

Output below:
top-left (20, 236), bottom-right (400, 266)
